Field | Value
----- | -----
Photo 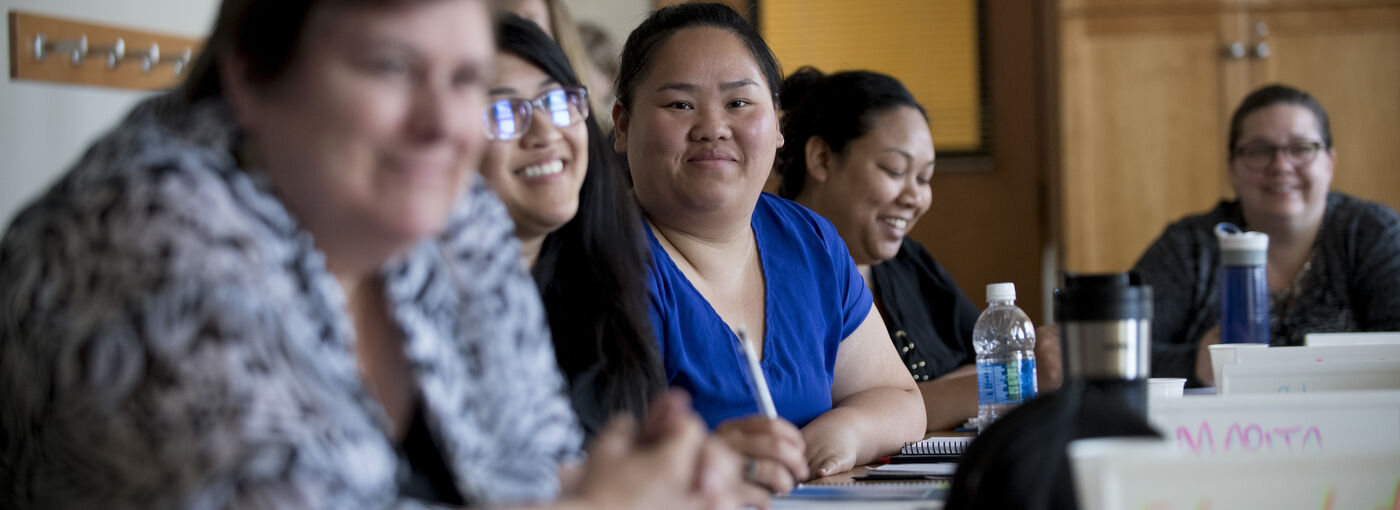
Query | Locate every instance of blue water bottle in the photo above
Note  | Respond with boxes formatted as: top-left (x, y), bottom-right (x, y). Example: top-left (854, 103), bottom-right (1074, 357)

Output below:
top-left (1215, 222), bottom-right (1269, 344)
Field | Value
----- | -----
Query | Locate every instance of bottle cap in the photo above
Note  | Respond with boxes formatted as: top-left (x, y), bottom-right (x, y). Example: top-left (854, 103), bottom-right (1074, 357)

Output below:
top-left (986, 282), bottom-right (1016, 302)
top-left (1214, 222), bottom-right (1268, 265)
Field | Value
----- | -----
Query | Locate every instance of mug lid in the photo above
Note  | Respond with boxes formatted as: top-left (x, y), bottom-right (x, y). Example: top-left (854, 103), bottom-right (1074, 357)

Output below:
top-left (1055, 272), bottom-right (1153, 321)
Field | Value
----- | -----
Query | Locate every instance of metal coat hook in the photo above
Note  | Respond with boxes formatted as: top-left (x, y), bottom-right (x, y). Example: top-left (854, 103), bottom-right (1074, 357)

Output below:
top-left (30, 33), bottom-right (173, 73)
top-left (87, 38), bottom-right (125, 68)
top-left (13, 11), bottom-right (203, 90)
top-left (121, 42), bottom-right (160, 72)
top-left (147, 46), bottom-right (190, 75)
top-left (33, 34), bottom-right (87, 65)
top-left (161, 47), bottom-right (193, 75)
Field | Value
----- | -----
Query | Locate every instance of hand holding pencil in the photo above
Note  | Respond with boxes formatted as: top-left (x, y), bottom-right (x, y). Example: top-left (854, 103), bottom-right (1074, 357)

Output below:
top-left (714, 325), bottom-right (809, 494)
top-left (735, 326), bottom-right (777, 419)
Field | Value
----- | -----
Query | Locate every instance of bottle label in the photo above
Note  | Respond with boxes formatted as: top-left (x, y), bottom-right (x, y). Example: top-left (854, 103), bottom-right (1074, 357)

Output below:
top-left (1020, 359), bottom-right (1038, 400)
top-left (978, 359), bottom-right (1038, 405)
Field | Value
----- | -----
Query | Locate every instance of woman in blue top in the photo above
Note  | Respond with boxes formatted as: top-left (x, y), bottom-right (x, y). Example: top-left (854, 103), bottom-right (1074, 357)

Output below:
top-left (610, 2), bottom-right (925, 494)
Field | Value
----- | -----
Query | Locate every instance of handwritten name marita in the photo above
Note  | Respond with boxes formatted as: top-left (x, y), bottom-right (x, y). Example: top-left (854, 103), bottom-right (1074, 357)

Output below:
top-left (1175, 421), bottom-right (1324, 454)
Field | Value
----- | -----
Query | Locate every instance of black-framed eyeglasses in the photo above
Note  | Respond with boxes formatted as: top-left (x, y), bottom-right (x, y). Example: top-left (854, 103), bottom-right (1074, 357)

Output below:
top-left (1233, 142), bottom-right (1324, 169)
top-left (483, 86), bottom-right (589, 141)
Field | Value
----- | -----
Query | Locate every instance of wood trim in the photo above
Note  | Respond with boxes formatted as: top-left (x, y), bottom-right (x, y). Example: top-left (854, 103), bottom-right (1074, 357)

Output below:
top-left (1077, 9), bottom-right (1238, 34)
top-left (1043, 0), bottom-right (1065, 310)
top-left (1239, 0), bottom-right (1400, 9)
top-left (9, 10), bottom-right (202, 91)
top-left (1061, 0), bottom-right (1400, 17)
top-left (1252, 4), bottom-right (1400, 29)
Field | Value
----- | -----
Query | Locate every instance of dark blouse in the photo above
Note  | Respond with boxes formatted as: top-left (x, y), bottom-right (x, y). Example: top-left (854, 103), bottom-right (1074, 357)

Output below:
top-left (1132, 192), bottom-right (1400, 385)
top-left (870, 238), bottom-right (982, 381)
top-left (399, 403), bottom-right (466, 505)
top-left (562, 361), bottom-right (609, 438)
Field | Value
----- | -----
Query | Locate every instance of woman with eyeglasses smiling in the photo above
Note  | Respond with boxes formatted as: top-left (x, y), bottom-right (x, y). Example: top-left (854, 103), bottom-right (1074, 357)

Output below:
top-left (479, 13), bottom-right (663, 437)
top-left (1133, 84), bottom-right (1400, 387)
top-left (479, 21), bottom-right (768, 509)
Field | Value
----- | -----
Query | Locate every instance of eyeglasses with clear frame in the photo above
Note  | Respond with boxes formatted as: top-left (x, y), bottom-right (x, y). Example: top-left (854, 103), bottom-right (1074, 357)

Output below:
top-left (1233, 141), bottom-right (1324, 169)
top-left (483, 86), bottom-right (589, 141)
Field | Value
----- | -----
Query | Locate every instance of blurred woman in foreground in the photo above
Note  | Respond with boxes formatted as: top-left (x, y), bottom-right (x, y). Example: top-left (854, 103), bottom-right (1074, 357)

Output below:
top-left (0, 1), bottom-right (741, 508)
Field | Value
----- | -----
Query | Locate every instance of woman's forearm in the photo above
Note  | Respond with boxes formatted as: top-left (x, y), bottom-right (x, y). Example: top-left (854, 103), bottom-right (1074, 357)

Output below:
top-left (815, 385), bottom-right (926, 465)
top-left (917, 365), bottom-right (978, 431)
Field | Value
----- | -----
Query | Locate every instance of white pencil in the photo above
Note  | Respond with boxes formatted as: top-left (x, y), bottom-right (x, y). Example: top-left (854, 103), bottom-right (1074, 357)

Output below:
top-left (736, 325), bottom-right (777, 419)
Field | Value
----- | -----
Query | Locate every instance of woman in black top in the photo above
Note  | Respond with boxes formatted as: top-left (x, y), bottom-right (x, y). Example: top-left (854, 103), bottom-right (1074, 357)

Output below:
top-left (1133, 84), bottom-right (1400, 386)
top-left (479, 15), bottom-right (664, 436)
top-left (776, 68), bottom-right (1062, 431)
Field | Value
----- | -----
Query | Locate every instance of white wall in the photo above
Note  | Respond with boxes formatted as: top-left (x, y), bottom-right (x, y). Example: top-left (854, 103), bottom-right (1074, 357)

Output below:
top-left (0, 0), bottom-right (641, 228)
top-left (565, 0), bottom-right (650, 52)
top-left (0, 0), bottom-right (219, 227)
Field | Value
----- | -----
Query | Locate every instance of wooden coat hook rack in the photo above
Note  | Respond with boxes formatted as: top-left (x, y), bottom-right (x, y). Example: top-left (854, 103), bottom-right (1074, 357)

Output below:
top-left (8, 10), bottom-right (203, 91)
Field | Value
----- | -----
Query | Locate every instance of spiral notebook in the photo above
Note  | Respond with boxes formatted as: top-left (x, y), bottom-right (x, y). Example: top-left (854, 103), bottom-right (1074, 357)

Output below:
top-left (887, 436), bottom-right (975, 463)
top-left (782, 480), bottom-right (949, 501)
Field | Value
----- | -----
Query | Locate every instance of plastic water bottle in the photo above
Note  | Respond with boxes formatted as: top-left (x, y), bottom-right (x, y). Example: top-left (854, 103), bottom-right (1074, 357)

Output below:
top-left (1215, 222), bottom-right (1270, 344)
top-left (974, 282), bottom-right (1038, 430)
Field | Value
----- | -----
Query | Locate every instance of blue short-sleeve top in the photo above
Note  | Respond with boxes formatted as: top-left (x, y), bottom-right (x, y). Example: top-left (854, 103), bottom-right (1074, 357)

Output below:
top-left (645, 193), bottom-right (874, 428)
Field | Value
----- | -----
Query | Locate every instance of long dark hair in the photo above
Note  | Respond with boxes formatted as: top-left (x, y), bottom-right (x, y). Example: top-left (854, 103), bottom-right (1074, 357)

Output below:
top-left (496, 15), bottom-right (663, 426)
top-left (614, 2), bottom-right (781, 112)
top-left (775, 67), bottom-right (927, 199)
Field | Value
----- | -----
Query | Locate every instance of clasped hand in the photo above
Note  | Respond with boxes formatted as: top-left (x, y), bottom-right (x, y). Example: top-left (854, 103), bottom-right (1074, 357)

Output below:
top-left (573, 391), bottom-right (769, 510)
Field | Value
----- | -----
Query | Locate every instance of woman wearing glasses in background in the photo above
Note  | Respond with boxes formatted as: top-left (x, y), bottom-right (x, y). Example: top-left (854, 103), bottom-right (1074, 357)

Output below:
top-left (480, 14), bottom-right (657, 439)
top-left (1133, 84), bottom-right (1400, 388)
top-left (480, 17), bottom-right (765, 506)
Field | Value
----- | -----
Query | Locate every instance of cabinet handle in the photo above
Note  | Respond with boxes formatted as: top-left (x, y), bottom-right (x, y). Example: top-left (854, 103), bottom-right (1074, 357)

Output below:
top-left (1224, 42), bottom-right (1247, 59)
top-left (1252, 42), bottom-right (1271, 59)
top-left (1255, 21), bottom-right (1269, 37)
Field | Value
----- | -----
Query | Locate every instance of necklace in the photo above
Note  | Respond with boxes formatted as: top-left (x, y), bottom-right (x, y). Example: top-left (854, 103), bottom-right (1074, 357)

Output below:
top-left (1270, 252), bottom-right (1313, 316)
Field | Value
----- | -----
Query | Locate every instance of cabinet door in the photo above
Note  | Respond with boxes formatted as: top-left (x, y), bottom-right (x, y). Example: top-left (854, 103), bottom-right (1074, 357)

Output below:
top-left (1248, 6), bottom-right (1400, 213)
top-left (1060, 12), bottom-right (1243, 272)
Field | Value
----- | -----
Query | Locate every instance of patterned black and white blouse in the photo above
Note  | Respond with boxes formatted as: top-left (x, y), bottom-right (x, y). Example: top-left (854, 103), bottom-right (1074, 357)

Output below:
top-left (0, 94), bottom-right (583, 508)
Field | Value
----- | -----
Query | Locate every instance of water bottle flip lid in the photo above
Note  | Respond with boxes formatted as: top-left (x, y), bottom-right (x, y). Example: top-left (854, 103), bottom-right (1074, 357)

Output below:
top-left (1215, 222), bottom-right (1269, 251)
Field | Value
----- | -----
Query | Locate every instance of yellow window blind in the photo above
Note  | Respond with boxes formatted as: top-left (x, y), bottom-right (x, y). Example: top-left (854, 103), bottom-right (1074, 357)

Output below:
top-left (760, 0), bottom-right (985, 152)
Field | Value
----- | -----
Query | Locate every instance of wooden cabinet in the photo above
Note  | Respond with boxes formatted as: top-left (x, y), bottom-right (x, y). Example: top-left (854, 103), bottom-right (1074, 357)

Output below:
top-left (1251, 7), bottom-right (1400, 214)
top-left (1054, 0), bottom-right (1400, 273)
